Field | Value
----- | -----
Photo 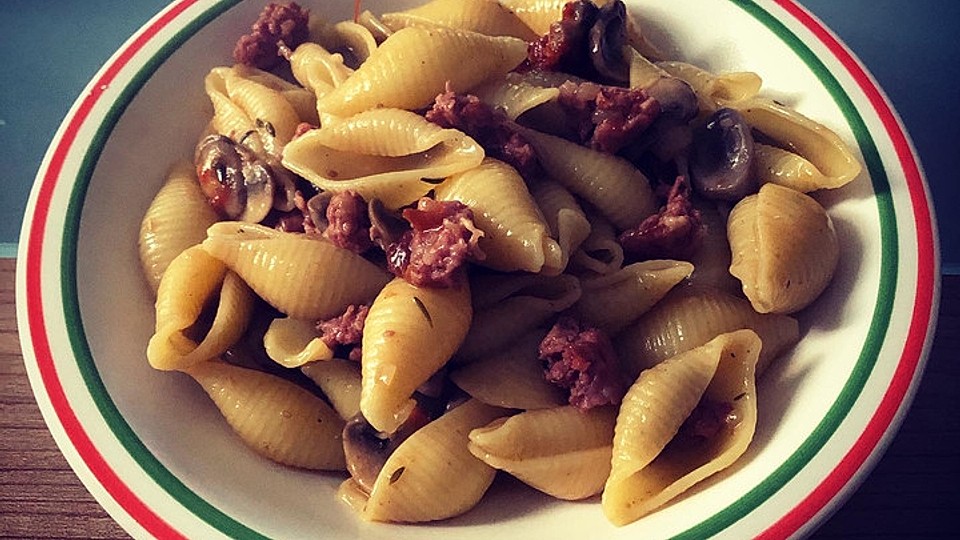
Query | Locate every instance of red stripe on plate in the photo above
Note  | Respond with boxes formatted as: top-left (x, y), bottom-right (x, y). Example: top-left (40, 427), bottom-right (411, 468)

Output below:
top-left (758, 1), bottom-right (937, 538)
top-left (24, 1), bottom-right (201, 538)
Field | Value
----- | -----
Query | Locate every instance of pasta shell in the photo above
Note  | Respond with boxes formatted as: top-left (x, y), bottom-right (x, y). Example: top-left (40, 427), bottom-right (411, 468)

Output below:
top-left (468, 405), bottom-right (617, 500)
top-left (202, 230), bottom-right (390, 320)
top-left (727, 183), bottom-right (840, 314)
top-left (529, 178), bottom-right (591, 275)
top-left (473, 72), bottom-right (561, 121)
top-left (451, 330), bottom-right (566, 409)
top-left (602, 330), bottom-right (760, 526)
top-left (288, 42), bottom-right (353, 98)
top-left (315, 20), bottom-right (379, 65)
top-left (615, 286), bottom-right (799, 378)
top-left (317, 26), bottom-right (527, 117)
top-left (184, 360), bottom-right (345, 470)
top-left (147, 247), bottom-right (254, 371)
top-left (301, 358), bottom-right (362, 421)
top-left (263, 317), bottom-right (333, 368)
top-left (381, 0), bottom-right (537, 40)
top-left (735, 98), bottom-right (861, 190)
top-left (434, 158), bottom-right (562, 273)
top-left (499, 0), bottom-right (570, 35)
top-left (361, 277), bottom-right (473, 433)
top-left (281, 108), bottom-right (484, 209)
top-left (520, 127), bottom-right (657, 230)
top-left (138, 161), bottom-right (219, 293)
top-left (657, 61), bottom-right (762, 112)
top-left (362, 399), bottom-right (507, 522)
top-left (568, 209), bottom-right (624, 276)
top-left (575, 260), bottom-right (694, 335)
top-left (456, 273), bottom-right (581, 363)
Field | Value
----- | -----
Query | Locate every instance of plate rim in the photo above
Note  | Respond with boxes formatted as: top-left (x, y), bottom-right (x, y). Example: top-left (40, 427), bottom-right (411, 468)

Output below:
top-left (15, 0), bottom-right (940, 538)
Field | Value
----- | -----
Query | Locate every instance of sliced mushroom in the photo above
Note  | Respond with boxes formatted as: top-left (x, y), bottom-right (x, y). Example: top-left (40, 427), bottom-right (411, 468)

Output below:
top-left (342, 406), bottom-right (432, 493)
top-left (589, 0), bottom-right (630, 85)
top-left (690, 108), bottom-right (757, 201)
top-left (368, 198), bottom-right (409, 250)
top-left (195, 135), bottom-right (246, 218)
top-left (644, 76), bottom-right (698, 122)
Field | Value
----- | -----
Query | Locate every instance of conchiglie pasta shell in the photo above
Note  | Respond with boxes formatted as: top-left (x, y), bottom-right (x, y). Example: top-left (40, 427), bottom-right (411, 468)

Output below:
top-left (498, 0), bottom-right (571, 35)
top-left (434, 158), bottom-right (561, 273)
top-left (657, 61), bottom-right (762, 113)
top-left (616, 286), bottom-right (798, 378)
top-left (451, 330), bottom-right (565, 409)
top-left (184, 360), bottom-right (345, 470)
top-left (361, 277), bottom-right (473, 433)
top-left (468, 405), bottom-right (617, 500)
top-left (473, 72), bottom-right (561, 121)
top-left (602, 330), bottom-right (760, 526)
top-left (529, 178), bottom-right (591, 275)
top-left (754, 142), bottom-right (851, 193)
top-left (148, 248), bottom-right (255, 371)
top-left (263, 317), bottom-right (333, 368)
top-left (288, 42), bottom-right (353, 98)
top-left (576, 260), bottom-right (694, 335)
top-left (362, 399), bottom-right (507, 522)
top-left (315, 20), bottom-right (379, 65)
top-left (316, 26), bottom-right (527, 117)
top-left (201, 232), bottom-right (390, 320)
top-left (727, 183), bottom-right (840, 314)
top-left (139, 161), bottom-right (219, 293)
top-left (520, 127), bottom-right (657, 230)
top-left (301, 358), bottom-right (362, 421)
top-left (735, 98), bottom-right (861, 190)
top-left (381, 0), bottom-right (537, 40)
top-left (281, 108), bottom-right (484, 209)
top-left (456, 273), bottom-right (581, 363)
top-left (569, 209), bottom-right (624, 275)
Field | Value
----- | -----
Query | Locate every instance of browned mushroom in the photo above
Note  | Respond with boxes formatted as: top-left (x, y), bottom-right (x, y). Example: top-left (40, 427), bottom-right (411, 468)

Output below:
top-left (689, 108), bottom-right (757, 201)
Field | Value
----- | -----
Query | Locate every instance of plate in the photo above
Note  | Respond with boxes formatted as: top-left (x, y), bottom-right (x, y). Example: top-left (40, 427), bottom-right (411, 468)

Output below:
top-left (16, 0), bottom-right (939, 538)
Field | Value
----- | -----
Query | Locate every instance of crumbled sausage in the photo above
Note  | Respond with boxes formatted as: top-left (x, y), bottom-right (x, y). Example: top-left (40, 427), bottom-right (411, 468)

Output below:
top-left (387, 198), bottom-right (484, 288)
top-left (618, 175), bottom-right (704, 261)
top-left (557, 80), bottom-right (661, 154)
top-left (323, 191), bottom-right (374, 254)
top-left (317, 304), bottom-right (369, 362)
top-left (233, 2), bottom-right (310, 71)
top-left (539, 316), bottom-right (626, 410)
top-left (425, 90), bottom-right (541, 179)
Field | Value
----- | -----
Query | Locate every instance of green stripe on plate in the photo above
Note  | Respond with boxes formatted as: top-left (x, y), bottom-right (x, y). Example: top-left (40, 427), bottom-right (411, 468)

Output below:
top-left (55, 0), bottom-right (898, 538)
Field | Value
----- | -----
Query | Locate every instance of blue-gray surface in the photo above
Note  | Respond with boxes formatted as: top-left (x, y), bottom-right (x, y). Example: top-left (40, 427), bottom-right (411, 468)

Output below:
top-left (1, 0), bottom-right (957, 272)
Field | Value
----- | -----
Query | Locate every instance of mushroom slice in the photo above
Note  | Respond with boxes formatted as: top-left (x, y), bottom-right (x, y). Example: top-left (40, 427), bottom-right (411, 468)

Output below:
top-left (690, 108), bottom-right (758, 201)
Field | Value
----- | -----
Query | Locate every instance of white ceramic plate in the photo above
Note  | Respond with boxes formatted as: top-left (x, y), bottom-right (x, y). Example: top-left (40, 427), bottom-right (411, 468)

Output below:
top-left (17, 0), bottom-right (940, 538)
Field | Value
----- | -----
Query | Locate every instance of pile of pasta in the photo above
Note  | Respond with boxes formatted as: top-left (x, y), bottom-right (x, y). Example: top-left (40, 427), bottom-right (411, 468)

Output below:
top-left (138, 0), bottom-right (861, 528)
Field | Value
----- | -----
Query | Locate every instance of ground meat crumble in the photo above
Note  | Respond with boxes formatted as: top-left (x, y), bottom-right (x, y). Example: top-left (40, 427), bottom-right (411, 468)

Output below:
top-left (538, 316), bottom-right (626, 410)
top-left (387, 198), bottom-right (484, 288)
top-left (233, 2), bottom-right (310, 71)
top-left (557, 80), bottom-right (661, 154)
top-left (425, 90), bottom-right (541, 179)
top-left (316, 304), bottom-right (369, 362)
top-left (618, 175), bottom-right (704, 261)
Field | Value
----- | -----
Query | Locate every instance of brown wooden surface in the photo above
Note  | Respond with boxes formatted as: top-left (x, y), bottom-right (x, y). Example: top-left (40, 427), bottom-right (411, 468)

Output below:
top-left (1, 257), bottom-right (957, 538)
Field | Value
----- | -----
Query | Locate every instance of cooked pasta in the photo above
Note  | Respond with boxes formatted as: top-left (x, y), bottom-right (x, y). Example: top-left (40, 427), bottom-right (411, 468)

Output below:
top-left (282, 108), bottom-right (484, 209)
top-left (603, 330), bottom-right (760, 525)
top-left (138, 0), bottom-right (863, 529)
top-left (316, 26), bottom-right (527, 117)
top-left (138, 161), bottom-right (219, 293)
top-left (360, 277), bottom-right (473, 433)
